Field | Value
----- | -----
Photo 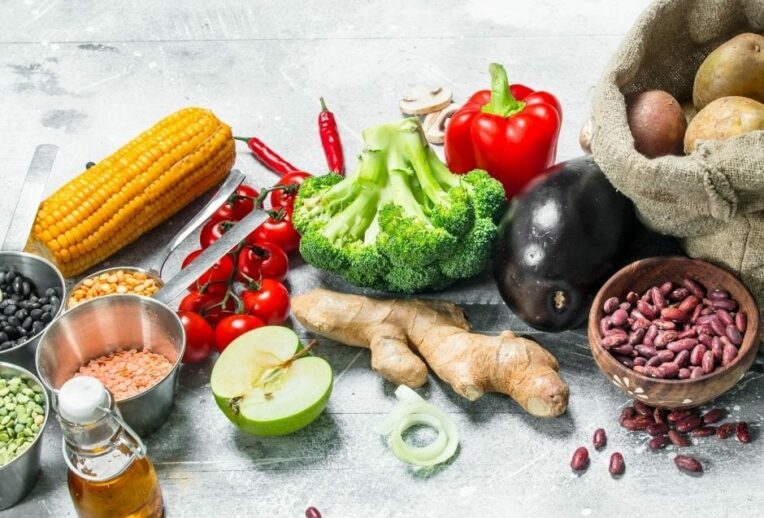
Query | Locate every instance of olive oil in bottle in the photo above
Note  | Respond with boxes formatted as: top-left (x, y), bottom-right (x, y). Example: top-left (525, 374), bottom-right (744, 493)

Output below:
top-left (57, 376), bottom-right (164, 518)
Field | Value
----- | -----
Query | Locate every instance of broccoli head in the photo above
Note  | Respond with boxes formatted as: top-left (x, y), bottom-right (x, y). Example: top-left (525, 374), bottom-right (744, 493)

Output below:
top-left (292, 117), bottom-right (506, 293)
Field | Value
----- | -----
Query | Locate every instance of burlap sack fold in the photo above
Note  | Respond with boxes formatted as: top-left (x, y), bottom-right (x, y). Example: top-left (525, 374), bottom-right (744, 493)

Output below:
top-left (591, 0), bottom-right (764, 322)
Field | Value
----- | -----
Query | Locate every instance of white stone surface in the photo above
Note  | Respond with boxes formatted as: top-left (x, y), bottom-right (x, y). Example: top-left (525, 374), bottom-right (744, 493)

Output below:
top-left (0, 1), bottom-right (762, 517)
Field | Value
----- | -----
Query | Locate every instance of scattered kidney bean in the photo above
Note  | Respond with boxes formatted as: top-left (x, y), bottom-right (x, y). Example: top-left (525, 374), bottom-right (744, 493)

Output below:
top-left (668, 409), bottom-right (694, 423)
top-left (633, 400), bottom-right (653, 417)
top-left (668, 429), bottom-right (690, 447)
top-left (702, 408), bottom-right (724, 424)
top-left (692, 426), bottom-right (716, 437)
top-left (570, 447), bottom-right (589, 471)
top-left (716, 423), bottom-right (734, 439)
top-left (305, 507), bottom-right (322, 518)
top-left (676, 415), bottom-right (702, 433)
top-left (674, 455), bottom-right (703, 473)
top-left (646, 422), bottom-right (669, 436)
top-left (653, 407), bottom-right (667, 424)
top-left (735, 311), bottom-right (747, 334)
top-left (622, 416), bottom-right (652, 431)
top-left (609, 452), bottom-right (625, 476)
top-left (648, 435), bottom-right (669, 450)
top-left (619, 406), bottom-right (636, 425)
top-left (736, 422), bottom-right (750, 443)
top-left (593, 428), bottom-right (607, 449)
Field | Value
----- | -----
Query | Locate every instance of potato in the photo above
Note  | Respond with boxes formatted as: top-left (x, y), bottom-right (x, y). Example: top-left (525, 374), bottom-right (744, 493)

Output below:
top-left (627, 90), bottom-right (687, 158)
top-left (693, 32), bottom-right (764, 110)
top-left (684, 96), bottom-right (764, 153)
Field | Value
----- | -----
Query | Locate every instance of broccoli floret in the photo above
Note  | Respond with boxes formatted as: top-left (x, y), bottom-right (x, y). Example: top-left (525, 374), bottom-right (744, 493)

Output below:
top-left (294, 117), bottom-right (507, 293)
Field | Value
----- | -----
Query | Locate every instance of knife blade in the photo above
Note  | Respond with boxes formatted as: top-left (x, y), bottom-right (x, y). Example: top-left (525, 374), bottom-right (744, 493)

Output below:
top-left (155, 207), bottom-right (269, 304)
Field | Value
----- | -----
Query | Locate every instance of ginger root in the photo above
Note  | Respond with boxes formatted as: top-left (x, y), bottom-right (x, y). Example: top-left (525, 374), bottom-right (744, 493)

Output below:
top-left (292, 289), bottom-right (569, 417)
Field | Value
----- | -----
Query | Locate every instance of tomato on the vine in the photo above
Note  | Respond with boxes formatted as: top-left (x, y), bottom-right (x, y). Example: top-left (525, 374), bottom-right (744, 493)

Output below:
top-left (182, 249), bottom-right (235, 290)
top-left (236, 242), bottom-right (289, 283)
top-left (179, 290), bottom-right (235, 327)
top-left (177, 311), bottom-right (215, 363)
top-left (269, 171), bottom-right (311, 210)
top-left (200, 219), bottom-right (236, 249)
top-left (212, 185), bottom-right (260, 223)
top-left (214, 314), bottom-right (264, 352)
top-left (242, 279), bottom-right (290, 325)
top-left (247, 211), bottom-right (301, 254)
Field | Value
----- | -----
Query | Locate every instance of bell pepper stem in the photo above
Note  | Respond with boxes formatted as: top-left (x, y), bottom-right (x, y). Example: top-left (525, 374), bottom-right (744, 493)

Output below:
top-left (481, 63), bottom-right (526, 118)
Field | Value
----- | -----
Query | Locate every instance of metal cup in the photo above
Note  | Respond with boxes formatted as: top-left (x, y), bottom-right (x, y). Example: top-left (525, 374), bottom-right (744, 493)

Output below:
top-left (35, 295), bottom-right (185, 437)
top-left (0, 362), bottom-right (50, 511)
top-left (0, 252), bottom-right (66, 370)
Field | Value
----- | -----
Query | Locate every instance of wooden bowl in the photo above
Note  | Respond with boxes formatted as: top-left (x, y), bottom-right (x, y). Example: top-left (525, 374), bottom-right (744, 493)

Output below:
top-left (588, 256), bottom-right (760, 409)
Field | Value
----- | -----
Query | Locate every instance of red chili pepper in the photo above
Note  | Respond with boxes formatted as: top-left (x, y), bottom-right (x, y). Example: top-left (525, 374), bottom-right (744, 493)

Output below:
top-left (234, 136), bottom-right (301, 177)
top-left (318, 97), bottom-right (344, 175)
top-left (444, 63), bottom-right (562, 199)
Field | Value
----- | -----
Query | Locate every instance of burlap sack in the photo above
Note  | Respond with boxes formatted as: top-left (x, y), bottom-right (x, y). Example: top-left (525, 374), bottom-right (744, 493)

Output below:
top-left (590, 0), bottom-right (764, 323)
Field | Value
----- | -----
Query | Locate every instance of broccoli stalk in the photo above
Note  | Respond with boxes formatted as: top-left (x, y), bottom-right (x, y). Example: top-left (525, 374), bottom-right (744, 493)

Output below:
top-left (293, 117), bottom-right (506, 293)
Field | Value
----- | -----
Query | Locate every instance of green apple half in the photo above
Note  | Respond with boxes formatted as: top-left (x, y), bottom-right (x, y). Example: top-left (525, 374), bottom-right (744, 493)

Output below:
top-left (211, 326), bottom-right (332, 436)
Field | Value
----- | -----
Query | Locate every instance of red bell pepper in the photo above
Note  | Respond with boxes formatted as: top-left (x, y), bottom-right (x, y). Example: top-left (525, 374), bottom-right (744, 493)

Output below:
top-left (444, 63), bottom-right (562, 198)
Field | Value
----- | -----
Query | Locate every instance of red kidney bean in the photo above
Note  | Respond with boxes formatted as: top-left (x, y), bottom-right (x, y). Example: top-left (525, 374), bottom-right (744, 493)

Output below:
top-left (643, 325), bottom-right (658, 346)
top-left (629, 328), bottom-right (646, 345)
top-left (645, 355), bottom-right (662, 368)
top-left (622, 416), bottom-right (653, 431)
top-left (716, 309), bottom-right (734, 326)
top-left (676, 415), bottom-right (702, 432)
top-left (650, 287), bottom-right (667, 311)
top-left (619, 406), bottom-right (636, 425)
top-left (654, 320), bottom-right (676, 330)
top-left (633, 365), bottom-right (647, 375)
top-left (692, 426), bottom-right (716, 437)
top-left (716, 422), bottom-right (734, 439)
top-left (712, 298), bottom-right (737, 311)
top-left (702, 350), bottom-right (715, 374)
top-left (609, 452), bottom-right (625, 476)
top-left (696, 314), bottom-right (717, 325)
top-left (682, 278), bottom-right (705, 299)
top-left (648, 435), bottom-right (670, 450)
top-left (659, 281), bottom-right (673, 295)
top-left (626, 291), bottom-right (639, 304)
top-left (668, 430), bottom-right (690, 447)
top-left (690, 304), bottom-right (703, 323)
top-left (678, 367), bottom-right (691, 379)
top-left (646, 422), bottom-right (669, 436)
top-left (635, 344), bottom-right (657, 358)
top-left (620, 301), bottom-right (633, 312)
top-left (725, 325), bottom-right (743, 346)
top-left (696, 323), bottom-right (713, 336)
top-left (605, 328), bottom-right (628, 338)
top-left (653, 407), bottom-right (667, 424)
top-left (690, 344), bottom-right (707, 366)
top-left (661, 307), bottom-right (688, 322)
top-left (656, 350), bottom-right (675, 363)
top-left (631, 318), bottom-right (651, 331)
top-left (710, 318), bottom-right (727, 337)
top-left (677, 295), bottom-right (700, 314)
top-left (593, 428), bottom-right (607, 449)
top-left (700, 307), bottom-right (715, 316)
top-left (708, 288), bottom-right (729, 300)
top-left (615, 355), bottom-right (634, 368)
top-left (602, 334), bottom-right (627, 348)
top-left (658, 362), bottom-right (679, 378)
top-left (674, 349), bottom-right (690, 368)
top-left (603, 296), bottom-right (620, 314)
top-left (633, 400), bottom-right (654, 417)
top-left (735, 311), bottom-right (747, 334)
top-left (636, 301), bottom-right (656, 320)
top-left (722, 342), bottom-right (738, 366)
top-left (306, 508), bottom-right (322, 518)
top-left (701, 408), bottom-right (724, 424)
top-left (612, 344), bottom-right (634, 356)
top-left (667, 338), bottom-right (698, 353)
top-left (669, 287), bottom-right (690, 301)
top-left (678, 327), bottom-right (697, 339)
top-left (610, 309), bottom-right (628, 327)
top-left (698, 333), bottom-right (713, 347)
top-left (633, 357), bottom-right (647, 367)
top-left (690, 366), bottom-right (704, 379)
top-left (599, 316), bottom-right (611, 336)
top-left (654, 331), bottom-right (679, 348)
top-left (674, 455), bottom-right (703, 473)
top-left (668, 409), bottom-right (694, 423)
top-left (736, 422), bottom-right (750, 443)
top-left (570, 447), bottom-right (589, 471)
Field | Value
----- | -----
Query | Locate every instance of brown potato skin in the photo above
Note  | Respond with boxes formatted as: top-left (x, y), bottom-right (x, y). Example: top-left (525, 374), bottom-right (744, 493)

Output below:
top-left (684, 96), bottom-right (764, 153)
top-left (627, 90), bottom-right (687, 158)
top-left (694, 33), bottom-right (764, 110)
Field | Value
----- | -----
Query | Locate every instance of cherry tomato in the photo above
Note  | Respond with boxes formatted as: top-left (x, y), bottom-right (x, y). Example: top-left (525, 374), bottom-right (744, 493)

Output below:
top-left (200, 219), bottom-right (236, 249)
top-left (236, 242), bottom-right (289, 283)
top-left (247, 212), bottom-right (301, 254)
top-left (270, 171), bottom-right (311, 210)
top-left (242, 279), bottom-right (290, 325)
top-left (178, 291), bottom-right (235, 327)
top-left (181, 249), bottom-right (235, 290)
top-left (214, 314), bottom-right (264, 352)
top-left (212, 185), bottom-right (260, 223)
top-left (177, 311), bottom-right (214, 363)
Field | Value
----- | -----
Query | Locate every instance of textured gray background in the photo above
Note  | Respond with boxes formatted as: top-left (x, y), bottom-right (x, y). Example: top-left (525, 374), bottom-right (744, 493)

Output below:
top-left (0, 1), bottom-right (762, 517)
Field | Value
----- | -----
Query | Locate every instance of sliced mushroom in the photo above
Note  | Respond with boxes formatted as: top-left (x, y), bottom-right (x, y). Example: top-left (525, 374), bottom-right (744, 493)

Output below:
top-left (423, 103), bottom-right (458, 145)
top-left (399, 85), bottom-right (453, 116)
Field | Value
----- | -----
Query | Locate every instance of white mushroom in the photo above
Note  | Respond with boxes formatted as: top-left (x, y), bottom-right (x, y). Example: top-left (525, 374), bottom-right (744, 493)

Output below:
top-left (423, 103), bottom-right (459, 145)
top-left (399, 85), bottom-right (453, 116)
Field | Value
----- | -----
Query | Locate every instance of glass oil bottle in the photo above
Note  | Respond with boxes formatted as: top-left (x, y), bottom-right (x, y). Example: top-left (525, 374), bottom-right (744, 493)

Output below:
top-left (56, 376), bottom-right (164, 518)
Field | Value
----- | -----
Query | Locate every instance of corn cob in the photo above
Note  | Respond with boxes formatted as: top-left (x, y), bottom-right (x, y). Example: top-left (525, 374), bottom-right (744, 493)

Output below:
top-left (25, 107), bottom-right (235, 277)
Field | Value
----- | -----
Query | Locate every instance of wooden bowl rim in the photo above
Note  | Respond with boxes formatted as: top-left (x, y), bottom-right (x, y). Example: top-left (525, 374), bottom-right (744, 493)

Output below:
top-left (588, 256), bottom-right (761, 387)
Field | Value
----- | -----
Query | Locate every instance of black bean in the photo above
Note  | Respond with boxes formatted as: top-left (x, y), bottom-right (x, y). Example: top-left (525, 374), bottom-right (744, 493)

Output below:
top-left (12, 276), bottom-right (22, 294)
top-left (30, 309), bottom-right (42, 321)
top-left (41, 304), bottom-right (52, 313)
top-left (6, 271), bottom-right (16, 283)
top-left (45, 288), bottom-right (57, 298)
top-left (21, 281), bottom-right (30, 296)
top-left (0, 341), bottom-right (12, 351)
top-left (7, 316), bottom-right (20, 327)
top-left (31, 321), bottom-right (44, 334)
top-left (3, 305), bottom-right (16, 316)
top-left (15, 326), bottom-right (27, 337)
top-left (40, 312), bottom-right (52, 323)
top-left (0, 332), bottom-right (7, 342)
top-left (14, 309), bottom-right (27, 320)
top-left (2, 326), bottom-right (16, 338)
top-left (0, 271), bottom-right (5, 284)
top-left (49, 295), bottom-right (60, 307)
top-left (0, 299), bottom-right (9, 308)
top-left (15, 337), bottom-right (27, 344)
top-left (21, 317), bottom-right (32, 330)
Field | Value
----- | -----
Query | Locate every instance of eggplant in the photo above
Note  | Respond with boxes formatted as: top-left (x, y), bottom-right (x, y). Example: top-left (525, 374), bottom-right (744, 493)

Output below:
top-left (493, 156), bottom-right (636, 332)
